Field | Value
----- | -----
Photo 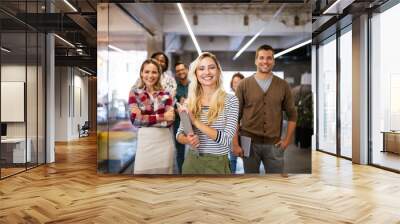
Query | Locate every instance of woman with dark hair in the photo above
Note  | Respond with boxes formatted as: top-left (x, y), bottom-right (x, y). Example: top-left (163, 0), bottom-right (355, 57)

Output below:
top-left (230, 72), bottom-right (245, 93)
top-left (129, 58), bottom-right (175, 174)
top-left (229, 72), bottom-right (244, 173)
top-left (151, 52), bottom-right (169, 73)
top-left (151, 52), bottom-right (177, 97)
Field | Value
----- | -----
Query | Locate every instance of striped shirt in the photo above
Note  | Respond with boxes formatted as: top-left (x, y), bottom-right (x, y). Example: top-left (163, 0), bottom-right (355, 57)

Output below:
top-left (176, 94), bottom-right (239, 155)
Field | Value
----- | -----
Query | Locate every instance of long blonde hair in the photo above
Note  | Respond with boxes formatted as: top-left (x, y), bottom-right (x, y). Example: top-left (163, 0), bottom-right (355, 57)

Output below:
top-left (187, 52), bottom-right (226, 125)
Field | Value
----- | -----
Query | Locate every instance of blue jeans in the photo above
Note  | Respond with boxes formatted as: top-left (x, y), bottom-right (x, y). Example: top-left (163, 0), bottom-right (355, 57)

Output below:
top-left (174, 119), bottom-right (186, 174)
top-left (229, 150), bottom-right (237, 173)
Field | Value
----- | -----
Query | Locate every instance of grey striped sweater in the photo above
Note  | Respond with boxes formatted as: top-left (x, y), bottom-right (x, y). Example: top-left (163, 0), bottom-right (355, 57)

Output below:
top-left (176, 93), bottom-right (239, 155)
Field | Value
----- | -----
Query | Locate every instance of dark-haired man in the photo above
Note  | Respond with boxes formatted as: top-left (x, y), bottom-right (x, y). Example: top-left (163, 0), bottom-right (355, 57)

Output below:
top-left (233, 45), bottom-right (297, 175)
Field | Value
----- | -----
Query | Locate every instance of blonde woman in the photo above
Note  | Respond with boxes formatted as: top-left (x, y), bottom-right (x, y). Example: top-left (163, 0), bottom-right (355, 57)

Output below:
top-left (176, 52), bottom-right (239, 175)
top-left (129, 59), bottom-right (175, 174)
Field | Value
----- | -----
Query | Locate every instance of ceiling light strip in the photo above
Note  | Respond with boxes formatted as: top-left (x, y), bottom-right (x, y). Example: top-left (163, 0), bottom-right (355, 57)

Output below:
top-left (233, 4), bottom-right (286, 60)
top-left (274, 39), bottom-right (312, 58)
top-left (323, 0), bottom-right (344, 14)
top-left (78, 67), bottom-right (92, 76)
top-left (63, 0), bottom-right (78, 12)
top-left (108, 44), bottom-right (125, 53)
top-left (272, 3), bottom-right (286, 20)
top-left (177, 3), bottom-right (202, 56)
top-left (233, 28), bottom-right (264, 61)
top-left (54, 34), bottom-right (75, 48)
top-left (1, 47), bottom-right (11, 53)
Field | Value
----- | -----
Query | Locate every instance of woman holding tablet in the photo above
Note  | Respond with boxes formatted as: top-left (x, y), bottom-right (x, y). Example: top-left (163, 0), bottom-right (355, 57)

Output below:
top-left (176, 52), bottom-right (239, 175)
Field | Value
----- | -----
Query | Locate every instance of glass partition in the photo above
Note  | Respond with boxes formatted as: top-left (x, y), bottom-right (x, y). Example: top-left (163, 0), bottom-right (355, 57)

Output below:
top-left (339, 27), bottom-right (352, 158)
top-left (27, 31), bottom-right (38, 169)
top-left (0, 1), bottom-right (46, 179)
top-left (371, 3), bottom-right (400, 171)
top-left (97, 3), bottom-right (147, 173)
top-left (317, 36), bottom-right (337, 154)
top-left (1, 29), bottom-right (28, 177)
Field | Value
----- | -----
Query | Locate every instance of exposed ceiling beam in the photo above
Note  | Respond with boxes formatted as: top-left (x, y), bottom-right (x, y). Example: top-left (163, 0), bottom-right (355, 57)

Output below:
top-left (67, 14), bottom-right (97, 46)
top-left (115, 3), bottom-right (155, 36)
top-left (55, 55), bottom-right (96, 71)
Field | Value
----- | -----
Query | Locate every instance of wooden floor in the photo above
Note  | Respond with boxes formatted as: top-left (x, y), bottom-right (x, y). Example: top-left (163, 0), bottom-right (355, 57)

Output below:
top-left (0, 136), bottom-right (400, 223)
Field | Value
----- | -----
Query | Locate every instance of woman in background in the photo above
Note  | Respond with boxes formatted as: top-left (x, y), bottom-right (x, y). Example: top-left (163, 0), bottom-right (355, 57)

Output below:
top-left (151, 52), bottom-right (177, 98)
top-left (129, 59), bottom-right (175, 174)
top-left (176, 52), bottom-right (239, 175)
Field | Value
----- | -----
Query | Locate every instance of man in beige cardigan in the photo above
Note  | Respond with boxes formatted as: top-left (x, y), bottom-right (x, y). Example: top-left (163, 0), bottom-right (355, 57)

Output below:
top-left (233, 45), bottom-right (297, 174)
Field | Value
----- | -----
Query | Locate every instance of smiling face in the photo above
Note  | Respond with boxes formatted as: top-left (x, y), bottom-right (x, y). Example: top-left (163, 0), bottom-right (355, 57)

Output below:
top-left (175, 64), bottom-right (188, 81)
top-left (255, 49), bottom-right (275, 74)
top-left (154, 54), bottom-right (167, 72)
top-left (140, 63), bottom-right (160, 90)
top-left (195, 56), bottom-right (220, 88)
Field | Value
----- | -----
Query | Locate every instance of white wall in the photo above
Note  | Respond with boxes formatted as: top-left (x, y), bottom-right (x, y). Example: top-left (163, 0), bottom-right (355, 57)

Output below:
top-left (1, 64), bottom-right (46, 163)
top-left (55, 67), bottom-right (89, 141)
top-left (1, 65), bottom-right (38, 138)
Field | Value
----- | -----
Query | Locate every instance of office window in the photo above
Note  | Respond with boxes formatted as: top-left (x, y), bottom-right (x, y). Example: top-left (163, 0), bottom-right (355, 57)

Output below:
top-left (340, 28), bottom-right (352, 158)
top-left (371, 3), bottom-right (400, 171)
top-left (317, 36), bottom-right (337, 154)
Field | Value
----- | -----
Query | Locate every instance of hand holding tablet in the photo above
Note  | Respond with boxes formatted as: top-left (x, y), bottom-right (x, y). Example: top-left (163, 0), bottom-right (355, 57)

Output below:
top-left (176, 102), bottom-right (194, 135)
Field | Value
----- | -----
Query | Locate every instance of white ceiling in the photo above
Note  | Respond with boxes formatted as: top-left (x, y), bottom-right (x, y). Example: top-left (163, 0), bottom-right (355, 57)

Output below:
top-left (100, 3), bottom-right (312, 52)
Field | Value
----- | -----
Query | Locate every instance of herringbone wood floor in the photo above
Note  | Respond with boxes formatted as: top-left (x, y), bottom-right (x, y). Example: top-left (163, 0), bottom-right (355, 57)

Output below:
top-left (0, 136), bottom-right (400, 224)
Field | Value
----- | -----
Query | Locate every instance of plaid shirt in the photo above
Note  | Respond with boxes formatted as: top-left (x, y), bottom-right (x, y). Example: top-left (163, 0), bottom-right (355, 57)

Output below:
top-left (128, 86), bottom-right (174, 128)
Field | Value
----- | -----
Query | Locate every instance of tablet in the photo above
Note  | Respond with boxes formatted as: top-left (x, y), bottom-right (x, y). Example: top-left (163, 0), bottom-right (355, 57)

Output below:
top-left (176, 103), bottom-right (194, 135)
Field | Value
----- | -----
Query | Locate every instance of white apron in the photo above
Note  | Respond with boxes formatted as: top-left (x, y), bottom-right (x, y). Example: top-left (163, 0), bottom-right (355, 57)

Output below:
top-left (134, 127), bottom-right (174, 174)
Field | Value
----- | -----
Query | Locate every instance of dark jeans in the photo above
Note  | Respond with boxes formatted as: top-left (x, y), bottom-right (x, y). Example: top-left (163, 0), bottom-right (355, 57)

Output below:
top-left (229, 150), bottom-right (237, 173)
top-left (243, 142), bottom-right (284, 173)
top-left (174, 119), bottom-right (186, 174)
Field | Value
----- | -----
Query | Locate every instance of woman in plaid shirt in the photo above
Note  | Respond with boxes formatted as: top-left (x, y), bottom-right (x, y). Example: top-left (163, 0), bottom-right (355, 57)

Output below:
top-left (129, 59), bottom-right (175, 174)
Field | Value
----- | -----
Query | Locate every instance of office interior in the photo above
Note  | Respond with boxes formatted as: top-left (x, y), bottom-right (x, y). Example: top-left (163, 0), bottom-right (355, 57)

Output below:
top-left (313, 0), bottom-right (400, 172)
top-left (0, 0), bottom-right (399, 222)
top-left (0, 0), bottom-right (399, 176)
top-left (0, 0), bottom-right (97, 179)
